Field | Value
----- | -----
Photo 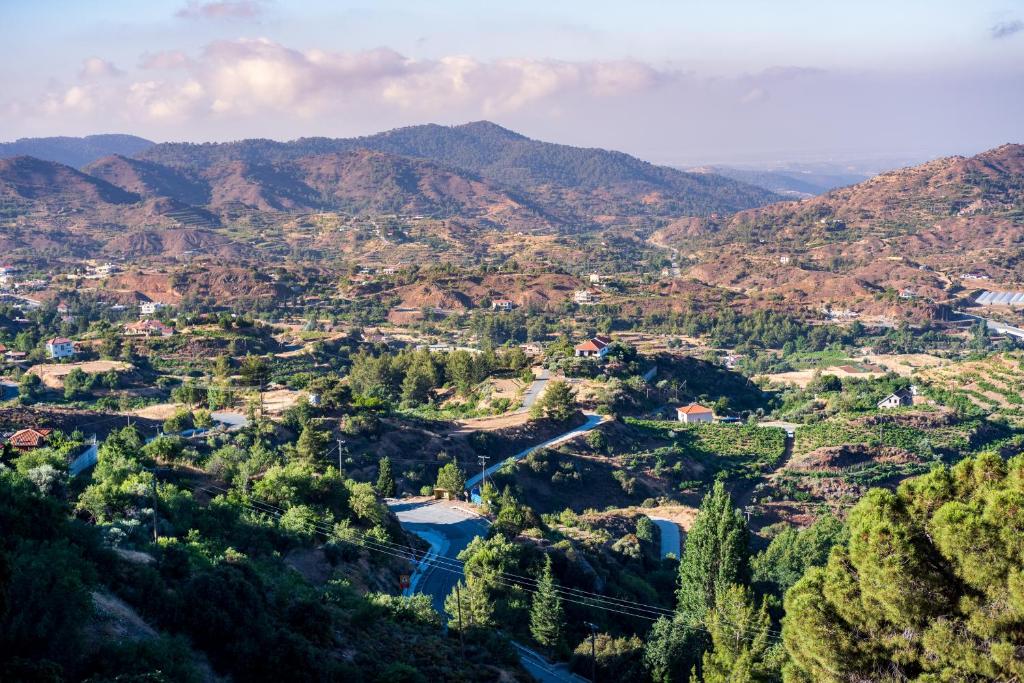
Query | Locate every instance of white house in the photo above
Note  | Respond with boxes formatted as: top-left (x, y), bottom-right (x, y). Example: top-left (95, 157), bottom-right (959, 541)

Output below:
top-left (589, 273), bottom-right (602, 284)
top-left (140, 301), bottom-right (167, 316)
top-left (124, 319), bottom-right (174, 337)
top-left (574, 289), bottom-right (601, 305)
top-left (677, 403), bottom-right (714, 424)
top-left (491, 299), bottom-right (515, 311)
top-left (46, 337), bottom-right (76, 359)
top-left (574, 335), bottom-right (611, 358)
top-left (877, 387), bottom-right (917, 409)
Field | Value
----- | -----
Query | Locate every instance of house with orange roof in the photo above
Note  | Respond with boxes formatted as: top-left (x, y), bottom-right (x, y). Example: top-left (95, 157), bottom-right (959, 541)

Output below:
top-left (7, 427), bottom-right (53, 450)
top-left (45, 337), bottom-right (76, 359)
top-left (574, 335), bottom-right (612, 358)
top-left (676, 403), bottom-right (714, 424)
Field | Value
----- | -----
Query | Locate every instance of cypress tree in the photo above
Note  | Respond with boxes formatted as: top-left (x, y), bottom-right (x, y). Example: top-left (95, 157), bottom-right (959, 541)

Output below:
top-left (676, 480), bottom-right (748, 626)
top-left (375, 456), bottom-right (396, 498)
top-left (700, 584), bottom-right (774, 683)
top-left (529, 555), bottom-right (564, 651)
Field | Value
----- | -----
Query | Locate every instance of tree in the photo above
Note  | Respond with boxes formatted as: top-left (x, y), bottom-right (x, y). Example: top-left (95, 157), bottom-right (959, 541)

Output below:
top-left (751, 514), bottom-right (843, 594)
top-left (63, 368), bottom-right (93, 400)
top-left (644, 616), bottom-right (703, 683)
top-left (782, 452), bottom-right (1024, 681)
top-left (572, 633), bottom-right (646, 682)
top-left (700, 584), bottom-right (775, 683)
top-left (444, 578), bottom-right (494, 630)
top-left (295, 423), bottom-right (329, 463)
top-left (400, 357), bottom-right (436, 406)
top-left (240, 355), bottom-right (269, 388)
top-left (530, 555), bottom-right (565, 652)
top-left (435, 461), bottom-right (465, 494)
top-left (676, 481), bottom-right (748, 627)
top-left (531, 380), bottom-right (576, 422)
top-left (375, 456), bottom-right (396, 498)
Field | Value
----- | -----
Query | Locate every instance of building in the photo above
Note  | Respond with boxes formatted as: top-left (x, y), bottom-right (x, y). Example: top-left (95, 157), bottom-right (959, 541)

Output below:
top-left (7, 428), bottom-right (53, 451)
top-left (45, 337), bottom-right (76, 359)
top-left (574, 335), bottom-right (612, 358)
top-left (139, 301), bottom-right (167, 316)
top-left (589, 273), bottom-right (602, 284)
top-left (124, 319), bottom-right (174, 337)
top-left (877, 387), bottom-right (916, 410)
top-left (677, 403), bottom-right (714, 424)
top-left (491, 299), bottom-right (515, 311)
top-left (573, 289), bottom-right (601, 305)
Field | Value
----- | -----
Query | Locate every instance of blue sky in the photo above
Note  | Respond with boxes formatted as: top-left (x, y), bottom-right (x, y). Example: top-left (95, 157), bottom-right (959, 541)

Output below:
top-left (2, 1), bottom-right (1022, 164)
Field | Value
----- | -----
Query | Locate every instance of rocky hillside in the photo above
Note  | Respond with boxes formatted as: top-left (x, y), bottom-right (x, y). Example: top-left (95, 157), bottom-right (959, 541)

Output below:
top-left (654, 144), bottom-right (1024, 315)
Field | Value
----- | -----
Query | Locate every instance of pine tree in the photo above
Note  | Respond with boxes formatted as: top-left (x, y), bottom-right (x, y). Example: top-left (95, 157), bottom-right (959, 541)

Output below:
top-left (530, 555), bottom-right (565, 651)
top-left (676, 480), bottom-right (748, 626)
top-left (435, 461), bottom-right (466, 493)
top-left (445, 577), bottom-right (494, 630)
top-left (700, 584), bottom-right (775, 683)
top-left (375, 456), bottom-right (396, 498)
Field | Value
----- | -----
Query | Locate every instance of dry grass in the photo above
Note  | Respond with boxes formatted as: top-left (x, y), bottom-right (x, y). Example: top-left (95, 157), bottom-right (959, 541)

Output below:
top-left (29, 360), bottom-right (132, 389)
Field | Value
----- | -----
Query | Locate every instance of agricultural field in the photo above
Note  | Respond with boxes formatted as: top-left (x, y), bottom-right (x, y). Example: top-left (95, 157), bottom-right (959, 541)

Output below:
top-left (921, 352), bottom-right (1024, 415)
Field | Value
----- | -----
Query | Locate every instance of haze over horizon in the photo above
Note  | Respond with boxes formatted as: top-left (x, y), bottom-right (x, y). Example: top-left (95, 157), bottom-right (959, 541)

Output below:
top-left (2, 0), bottom-right (1023, 166)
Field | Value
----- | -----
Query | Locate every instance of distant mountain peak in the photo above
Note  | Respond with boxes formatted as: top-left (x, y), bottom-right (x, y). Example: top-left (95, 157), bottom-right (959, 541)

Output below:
top-left (453, 120), bottom-right (529, 140)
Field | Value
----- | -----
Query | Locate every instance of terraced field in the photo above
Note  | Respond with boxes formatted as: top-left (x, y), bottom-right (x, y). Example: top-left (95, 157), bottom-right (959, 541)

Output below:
top-left (921, 352), bottom-right (1024, 414)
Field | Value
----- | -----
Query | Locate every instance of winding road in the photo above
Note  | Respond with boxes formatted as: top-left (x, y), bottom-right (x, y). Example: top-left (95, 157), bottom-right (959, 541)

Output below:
top-left (647, 517), bottom-right (681, 558)
top-left (389, 412), bottom-right (604, 682)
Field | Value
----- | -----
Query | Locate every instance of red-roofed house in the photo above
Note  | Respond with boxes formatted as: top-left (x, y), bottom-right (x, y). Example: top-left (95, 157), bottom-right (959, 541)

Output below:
top-left (677, 403), bottom-right (714, 424)
top-left (7, 428), bottom-right (53, 450)
top-left (45, 337), bottom-right (75, 359)
top-left (574, 335), bottom-right (612, 358)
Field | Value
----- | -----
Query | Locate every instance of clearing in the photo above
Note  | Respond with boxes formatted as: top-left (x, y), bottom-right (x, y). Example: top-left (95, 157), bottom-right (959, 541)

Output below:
top-left (29, 360), bottom-right (133, 389)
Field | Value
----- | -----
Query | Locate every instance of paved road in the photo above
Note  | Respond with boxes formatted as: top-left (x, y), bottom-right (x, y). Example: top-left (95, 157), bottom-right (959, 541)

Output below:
top-left (389, 499), bottom-right (584, 682)
top-left (647, 517), bottom-right (681, 559)
top-left (515, 368), bottom-right (551, 414)
top-left (956, 310), bottom-right (1024, 339)
top-left (465, 413), bottom-right (605, 490)
top-left (388, 500), bottom-right (489, 615)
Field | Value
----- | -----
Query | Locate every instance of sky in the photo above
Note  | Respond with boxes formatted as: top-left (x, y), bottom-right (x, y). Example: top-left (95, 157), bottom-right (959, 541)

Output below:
top-left (1, 0), bottom-right (1023, 166)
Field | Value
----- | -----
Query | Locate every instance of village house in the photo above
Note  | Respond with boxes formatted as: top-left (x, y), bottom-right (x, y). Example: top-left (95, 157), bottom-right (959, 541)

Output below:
top-left (877, 386), bottom-right (918, 409)
top-left (491, 299), bottom-right (515, 311)
top-left (573, 288), bottom-right (601, 305)
top-left (7, 427), bottom-right (53, 451)
top-left (124, 319), bottom-right (175, 337)
top-left (140, 301), bottom-right (168, 316)
top-left (45, 337), bottom-right (76, 359)
top-left (589, 273), bottom-right (602, 284)
top-left (677, 403), bottom-right (714, 424)
top-left (574, 335), bottom-right (612, 358)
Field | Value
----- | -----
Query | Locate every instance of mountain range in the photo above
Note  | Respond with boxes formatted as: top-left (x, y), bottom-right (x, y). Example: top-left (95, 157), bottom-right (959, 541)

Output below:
top-left (0, 122), bottom-right (779, 251)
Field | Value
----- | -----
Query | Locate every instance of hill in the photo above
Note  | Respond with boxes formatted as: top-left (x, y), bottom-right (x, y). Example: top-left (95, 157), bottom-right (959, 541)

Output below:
top-left (138, 121), bottom-right (781, 221)
top-left (654, 143), bottom-right (1024, 315)
top-left (0, 134), bottom-right (154, 168)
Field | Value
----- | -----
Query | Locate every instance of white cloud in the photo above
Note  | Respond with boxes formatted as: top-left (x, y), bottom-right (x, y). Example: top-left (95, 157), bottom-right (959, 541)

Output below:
top-left (79, 57), bottom-right (122, 80)
top-left (140, 50), bottom-right (191, 70)
top-left (176, 1), bottom-right (263, 20)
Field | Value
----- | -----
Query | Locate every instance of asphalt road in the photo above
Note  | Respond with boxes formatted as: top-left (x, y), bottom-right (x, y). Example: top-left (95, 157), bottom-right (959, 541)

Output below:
top-left (515, 368), bottom-right (551, 414)
top-left (647, 517), bottom-right (681, 559)
top-left (465, 413), bottom-right (605, 490)
top-left (388, 500), bottom-right (489, 615)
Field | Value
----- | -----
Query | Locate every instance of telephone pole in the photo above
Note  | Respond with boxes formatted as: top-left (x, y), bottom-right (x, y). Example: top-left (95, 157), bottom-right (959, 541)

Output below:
top-left (150, 469), bottom-right (159, 542)
top-left (337, 438), bottom-right (345, 472)
top-left (477, 455), bottom-right (490, 491)
top-left (585, 621), bottom-right (599, 682)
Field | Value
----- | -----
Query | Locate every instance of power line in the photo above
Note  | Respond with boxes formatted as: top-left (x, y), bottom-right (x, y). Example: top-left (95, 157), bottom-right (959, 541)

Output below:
top-left (192, 481), bottom-right (787, 641)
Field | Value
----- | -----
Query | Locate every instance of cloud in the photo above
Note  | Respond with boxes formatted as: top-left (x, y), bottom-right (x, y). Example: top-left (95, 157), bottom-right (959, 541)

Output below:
top-left (140, 50), bottom-right (191, 70)
top-left (991, 19), bottom-right (1023, 39)
top-left (79, 57), bottom-right (122, 80)
top-left (176, 1), bottom-right (262, 20)
top-left (116, 39), bottom-right (672, 120)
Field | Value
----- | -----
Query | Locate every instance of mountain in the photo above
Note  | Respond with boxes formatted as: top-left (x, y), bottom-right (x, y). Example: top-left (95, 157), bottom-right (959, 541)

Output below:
top-left (0, 134), bottom-right (154, 168)
top-left (85, 154), bottom-right (211, 206)
top-left (688, 165), bottom-right (868, 198)
top-left (137, 121), bottom-right (781, 219)
top-left (654, 143), bottom-right (1024, 315)
top-left (0, 155), bottom-right (140, 208)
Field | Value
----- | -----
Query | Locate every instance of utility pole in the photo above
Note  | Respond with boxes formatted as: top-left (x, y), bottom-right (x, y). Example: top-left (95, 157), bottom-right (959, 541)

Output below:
top-left (337, 438), bottom-right (345, 472)
top-left (150, 469), bottom-right (159, 542)
top-left (456, 582), bottom-right (466, 659)
top-left (477, 455), bottom-right (489, 491)
top-left (586, 621), bottom-right (599, 682)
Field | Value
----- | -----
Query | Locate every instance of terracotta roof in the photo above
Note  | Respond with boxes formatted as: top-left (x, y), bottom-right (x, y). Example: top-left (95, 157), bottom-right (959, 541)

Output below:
top-left (575, 336), bottom-right (610, 351)
top-left (47, 337), bottom-right (73, 346)
top-left (8, 428), bottom-right (53, 448)
top-left (677, 403), bottom-right (713, 415)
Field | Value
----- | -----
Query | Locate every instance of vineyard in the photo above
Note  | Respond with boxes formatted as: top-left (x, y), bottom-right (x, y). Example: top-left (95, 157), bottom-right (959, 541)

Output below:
top-left (921, 352), bottom-right (1024, 415)
top-left (792, 413), bottom-right (1000, 459)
